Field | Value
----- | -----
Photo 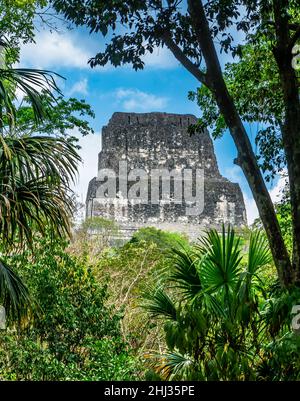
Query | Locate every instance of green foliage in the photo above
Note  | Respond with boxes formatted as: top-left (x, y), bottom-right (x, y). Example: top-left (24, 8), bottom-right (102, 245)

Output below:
top-left (0, 135), bottom-right (79, 248)
top-left (141, 225), bottom-right (297, 381)
top-left (130, 227), bottom-right (189, 251)
top-left (253, 187), bottom-right (293, 254)
top-left (190, 33), bottom-right (299, 181)
top-left (197, 226), bottom-right (243, 295)
top-left (0, 134), bottom-right (80, 320)
top-left (87, 227), bottom-right (188, 356)
top-left (276, 198), bottom-right (293, 254)
top-left (15, 95), bottom-right (95, 138)
top-left (0, 258), bottom-right (31, 324)
top-left (0, 0), bottom-right (95, 323)
top-left (81, 216), bottom-right (118, 234)
top-left (0, 234), bottom-right (137, 380)
top-left (50, 0), bottom-right (271, 70)
top-left (258, 333), bottom-right (300, 381)
top-left (189, 43), bottom-right (282, 180)
top-left (0, 1), bottom-right (45, 48)
top-left (69, 217), bottom-right (120, 266)
top-left (168, 246), bottom-right (201, 300)
top-left (95, 241), bottom-right (168, 352)
top-left (0, 65), bottom-right (63, 126)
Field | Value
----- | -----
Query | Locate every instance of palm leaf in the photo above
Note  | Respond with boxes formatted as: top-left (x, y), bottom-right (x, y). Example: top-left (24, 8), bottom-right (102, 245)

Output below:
top-left (202, 292), bottom-right (227, 319)
top-left (238, 230), bottom-right (272, 303)
top-left (168, 246), bottom-right (202, 300)
top-left (248, 230), bottom-right (272, 275)
top-left (147, 351), bottom-right (194, 380)
top-left (197, 225), bottom-right (243, 295)
top-left (0, 135), bottom-right (80, 247)
top-left (142, 287), bottom-right (177, 321)
top-left (0, 257), bottom-right (31, 323)
top-left (0, 67), bottom-right (63, 124)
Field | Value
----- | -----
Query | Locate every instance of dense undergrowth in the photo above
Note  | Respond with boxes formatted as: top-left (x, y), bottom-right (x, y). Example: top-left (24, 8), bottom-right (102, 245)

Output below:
top-left (0, 220), bottom-right (300, 381)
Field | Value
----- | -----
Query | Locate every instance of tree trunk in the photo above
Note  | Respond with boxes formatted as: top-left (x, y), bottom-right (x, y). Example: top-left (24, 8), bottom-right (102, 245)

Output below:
top-left (185, 0), bottom-right (293, 287)
top-left (273, 0), bottom-right (300, 285)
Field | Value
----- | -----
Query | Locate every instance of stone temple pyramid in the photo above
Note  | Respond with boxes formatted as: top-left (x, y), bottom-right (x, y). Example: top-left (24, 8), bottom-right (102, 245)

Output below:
top-left (86, 112), bottom-right (247, 240)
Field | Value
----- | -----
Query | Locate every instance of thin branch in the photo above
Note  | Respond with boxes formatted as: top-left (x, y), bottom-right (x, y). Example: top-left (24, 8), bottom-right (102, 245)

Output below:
top-left (121, 249), bottom-right (149, 305)
top-left (161, 31), bottom-right (211, 89)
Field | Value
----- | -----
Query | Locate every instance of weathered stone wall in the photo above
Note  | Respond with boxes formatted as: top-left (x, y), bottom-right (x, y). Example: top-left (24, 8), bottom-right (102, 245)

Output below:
top-left (86, 112), bottom-right (247, 240)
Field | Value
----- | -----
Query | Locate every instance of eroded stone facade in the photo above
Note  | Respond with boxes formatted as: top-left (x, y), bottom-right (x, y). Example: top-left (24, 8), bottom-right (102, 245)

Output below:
top-left (86, 112), bottom-right (247, 240)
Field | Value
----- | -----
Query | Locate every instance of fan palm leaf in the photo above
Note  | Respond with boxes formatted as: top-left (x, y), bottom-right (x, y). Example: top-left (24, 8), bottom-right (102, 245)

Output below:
top-left (147, 351), bottom-right (194, 380)
top-left (248, 230), bottom-right (272, 275)
top-left (197, 225), bottom-right (243, 295)
top-left (168, 246), bottom-right (202, 300)
top-left (238, 231), bottom-right (272, 303)
top-left (142, 287), bottom-right (177, 321)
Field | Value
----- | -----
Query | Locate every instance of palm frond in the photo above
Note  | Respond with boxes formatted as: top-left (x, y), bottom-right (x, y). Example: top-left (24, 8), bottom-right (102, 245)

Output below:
top-left (202, 292), bottom-right (227, 319)
top-left (197, 225), bottom-right (243, 294)
top-left (168, 246), bottom-right (202, 300)
top-left (142, 287), bottom-right (177, 321)
top-left (248, 230), bottom-right (272, 275)
top-left (0, 135), bottom-right (80, 247)
top-left (0, 67), bottom-right (63, 124)
top-left (0, 257), bottom-right (31, 323)
top-left (237, 231), bottom-right (272, 303)
top-left (147, 351), bottom-right (194, 380)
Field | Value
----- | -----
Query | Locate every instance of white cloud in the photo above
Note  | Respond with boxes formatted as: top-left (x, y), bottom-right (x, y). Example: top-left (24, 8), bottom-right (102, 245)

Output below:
top-left (223, 165), bottom-right (289, 225)
top-left (224, 165), bottom-right (242, 184)
top-left (243, 194), bottom-right (259, 225)
top-left (269, 173), bottom-right (288, 204)
top-left (223, 166), bottom-right (259, 225)
top-left (71, 130), bottom-right (101, 203)
top-left (20, 31), bottom-right (92, 69)
top-left (142, 46), bottom-right (178, 69)
top-left (68, 78), bottom-right (88, 96)
top-left (19, 30), bottom-right (179, 72)
top-left (115, 88), bottom-right (168, 111)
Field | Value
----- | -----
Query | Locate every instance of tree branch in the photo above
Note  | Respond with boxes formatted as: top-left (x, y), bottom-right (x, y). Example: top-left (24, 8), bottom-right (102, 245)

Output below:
top-left (186, 0), bottom-right (292, 286)
top-left (161, 31), bottom-right (212, 89)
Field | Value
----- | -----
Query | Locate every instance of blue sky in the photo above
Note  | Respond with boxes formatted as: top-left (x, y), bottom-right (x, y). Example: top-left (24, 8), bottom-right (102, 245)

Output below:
top-left (18, 23), bottom-right (284, 224)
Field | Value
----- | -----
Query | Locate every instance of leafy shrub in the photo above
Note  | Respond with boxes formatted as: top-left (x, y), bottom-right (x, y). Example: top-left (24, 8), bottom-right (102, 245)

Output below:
top-left (129, 227), bottom-right (189, 250)
top-left (93, 227), bottom-right (189, 358)
top-left (141, 226), bottom-right (295, 381)
top-left (0, 234), bottom-right (137, 381)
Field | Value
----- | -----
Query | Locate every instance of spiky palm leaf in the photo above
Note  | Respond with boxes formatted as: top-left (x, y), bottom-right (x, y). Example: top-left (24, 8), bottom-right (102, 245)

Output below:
top-left (142, 287), bottom-right (177, 321)
top-left (0, 67), bottom-right (62, 124)
top-left (0, 258), bottom-right (31, 323)
top-left (147, 351), bottom-right (194, 380)
top-left (0, 134), bottom-right (80, 321)
top-left (248, 230), bottom-right (272, 275)
top-left (0, 135), bottom-right (80, 246)
top-left (142, 226), bottom-right (275, 379)
top-left (197, 225), bottom-right (243, 296)
top-left (168, 246), bottom-right (202, 300)
top-left (0, 40), bottom-right (77, 323)
top-left (202, 292), bottom-right (227, 319)
top-left (238, 231), bottom-right (272, 303)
